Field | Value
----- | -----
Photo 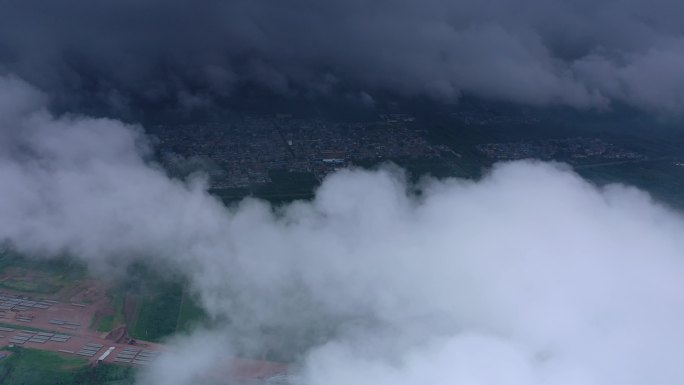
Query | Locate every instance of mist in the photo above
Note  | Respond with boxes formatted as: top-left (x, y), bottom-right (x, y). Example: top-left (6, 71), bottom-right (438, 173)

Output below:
top-left (3, 0), bottom-right (684, 114)
top-left (1, 74), bottom-right (684, 384)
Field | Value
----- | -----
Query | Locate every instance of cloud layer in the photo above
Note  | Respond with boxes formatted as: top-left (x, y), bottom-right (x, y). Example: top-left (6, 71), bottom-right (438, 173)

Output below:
top-left (3, 0), bottom-right (684, 113)
top-left (2, 75), bottom-right (684, 384)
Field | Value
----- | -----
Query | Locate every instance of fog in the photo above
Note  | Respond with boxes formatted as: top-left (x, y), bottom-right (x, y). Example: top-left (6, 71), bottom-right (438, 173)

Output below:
top-left (1, 75), bottom-right (684, 384)
top-left (3, 0), bottom-right (684, 114)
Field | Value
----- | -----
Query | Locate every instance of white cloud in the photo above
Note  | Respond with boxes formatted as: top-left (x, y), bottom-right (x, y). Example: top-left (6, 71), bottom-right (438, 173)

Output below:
top-left (1, 75), bottom-right (683, 384)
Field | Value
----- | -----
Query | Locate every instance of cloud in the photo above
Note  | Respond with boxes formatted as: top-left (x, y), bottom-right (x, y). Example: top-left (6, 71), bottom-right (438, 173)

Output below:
top-left (2, 0), bottom-right (684, 113)
top-left (1, 75), bottom-right (684, 384)
top-left (0, 76), bottom-right (227, 266)
top-left (136, 331), bottom-right (235, 385)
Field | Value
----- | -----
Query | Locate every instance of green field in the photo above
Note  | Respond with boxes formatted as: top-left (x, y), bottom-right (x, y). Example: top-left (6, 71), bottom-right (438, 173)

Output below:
top-left (129, 282), bottom-right (207, 342)
top-left (211, 169), bottom-right (319, 204)
top-left (577, 160), bottom-right (684, 209)
top-left (420, 110), bottom-right (684, 209)
top-left (0, 347), bottom-right (134, 385)
top-left (95, 290), bottom-right (126, 333)
top-left (104, 262), bottom-right (209, 342)
top-left (0, 252), bottom-right (86, 279)
top-left (0, 252), bottom-right (86, 295)
top-left (175, 287), bottom-right (208, 333)
top-left (0, 277), bottom-right (63, 294)
top-left (130, 281), bottom-right (182, 342)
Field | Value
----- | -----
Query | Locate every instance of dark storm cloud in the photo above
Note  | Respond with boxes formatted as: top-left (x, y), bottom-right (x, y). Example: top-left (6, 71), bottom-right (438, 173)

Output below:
top-left (2, 0), bottom-right (684, 113)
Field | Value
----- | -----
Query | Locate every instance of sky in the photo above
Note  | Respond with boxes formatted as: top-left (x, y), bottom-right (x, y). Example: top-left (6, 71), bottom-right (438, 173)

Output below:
top-left (1, 75), bottom-right (684, 384)
top-left (2, 0), bottom-right (684, 114)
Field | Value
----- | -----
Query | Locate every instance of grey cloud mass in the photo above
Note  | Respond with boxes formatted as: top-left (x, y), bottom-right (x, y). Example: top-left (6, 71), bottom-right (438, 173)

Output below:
top-left (2, 0), bottom-right (684, 113)
top-left (2, 76), bottom-right (684, 384)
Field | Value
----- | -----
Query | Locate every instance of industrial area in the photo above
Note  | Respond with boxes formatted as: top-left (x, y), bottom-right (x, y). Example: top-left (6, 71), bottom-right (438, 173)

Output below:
top-left (0, 287), bottom-right (289, 384)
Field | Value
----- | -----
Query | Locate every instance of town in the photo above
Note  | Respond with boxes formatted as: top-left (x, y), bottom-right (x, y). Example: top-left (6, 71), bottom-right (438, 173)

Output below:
top-left (477, 137), bottom-right (646, 163)
top-left (152, 114), bottom-right (454, 188)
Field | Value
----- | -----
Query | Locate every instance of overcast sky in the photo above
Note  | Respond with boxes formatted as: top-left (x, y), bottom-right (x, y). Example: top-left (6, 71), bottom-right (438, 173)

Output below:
top-left (2, 0), bottom-right (684, 114)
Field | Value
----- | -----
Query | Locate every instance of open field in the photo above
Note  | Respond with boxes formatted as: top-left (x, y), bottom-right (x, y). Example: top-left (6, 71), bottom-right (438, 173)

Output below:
top-left (0, 347), bottom-right (135, 385)
top-left (0, 288), bottom-right (107, 335)
top-left (0, 296), bottom-right (165, 365)
top-left (577, 159), bottom-right (684, 209)
top-left (1, 255), bottom-right (206, 343)
top-left (210, 169), bottom-right (319, 204)
top-left (92, 290), bottom-right (126, 333)
top-left (0, 249), bottom-right (284, 385)
top-left (176, 287), bottom-right (208, 334)
top-left (0, 297), bottom-right (286, 384)
top-left (130, 282), bottom-right (183, 342)
top-left (113, 263), bottom-right (209, 342)
top-left (130, 283), bottom-right (208, 341)
top-left (0, 253), bottom-right (87, 297)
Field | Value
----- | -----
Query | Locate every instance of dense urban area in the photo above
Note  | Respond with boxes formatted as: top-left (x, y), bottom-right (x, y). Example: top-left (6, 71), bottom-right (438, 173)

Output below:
top-left (152, 114), bottom-right (453, 188)
top-left (477, 137), bottom-right (646, 162)
top-left (152, 113), bottom-right (652, 190)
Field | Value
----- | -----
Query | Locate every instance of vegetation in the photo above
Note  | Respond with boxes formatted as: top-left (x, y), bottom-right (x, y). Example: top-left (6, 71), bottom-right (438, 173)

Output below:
top-left (421, 109), bottom-right (684, 210)
top-left (97, 314), bottom-right (115, 333)
top-left (0, 252), bottom-right (86, 279)
top-left (115, 262), bottom-right (209, 341)
top-left (0, 278), bottom-right (62, 293)
top-left (96, 290), bottom-right (126, 332)
top-left (0, 347), bottom-right (134, 385)
top-left (175, 286), bottom-right (208, 333)
top-left (578, 160), bottom-right (684, 209)
top-left (211, 169), bottom-right (319, 204)
top-left (130, 281), bottom-right (183, 342)
top-left (129, 280), bottom-right (208, 341)
top-left (0, 252), bottom-right (86, 295)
